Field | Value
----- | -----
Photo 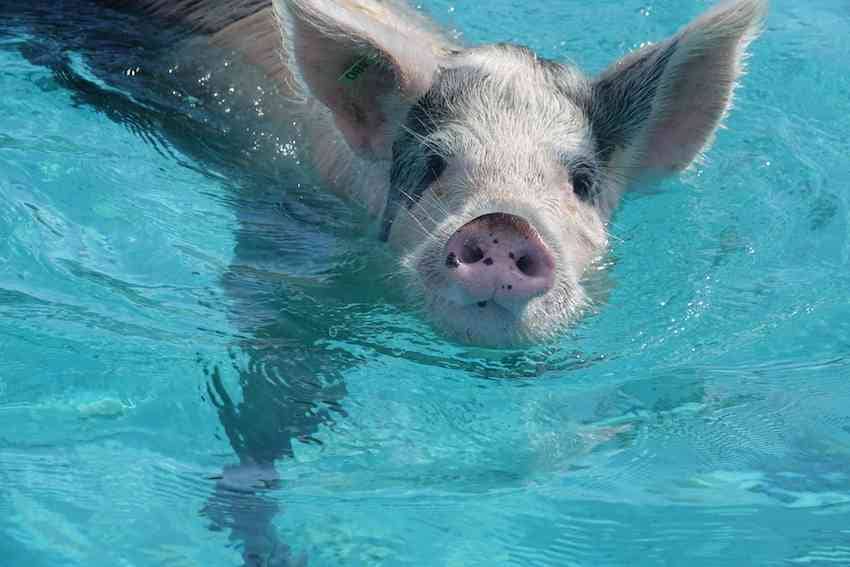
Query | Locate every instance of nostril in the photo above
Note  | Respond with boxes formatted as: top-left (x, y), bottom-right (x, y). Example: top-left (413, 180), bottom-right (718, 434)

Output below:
top-left (516, 255), bottom-right (537, 277)
top-left (461, 242), bottom-right (484, 264)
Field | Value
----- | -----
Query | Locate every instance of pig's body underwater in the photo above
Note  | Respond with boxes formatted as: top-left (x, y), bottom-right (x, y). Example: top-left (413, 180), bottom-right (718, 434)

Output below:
top-left (104, 0), bottom-right (767, 347)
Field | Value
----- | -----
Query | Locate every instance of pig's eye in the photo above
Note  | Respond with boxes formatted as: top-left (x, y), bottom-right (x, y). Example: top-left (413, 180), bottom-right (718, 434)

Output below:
top-left (570, 162), bottom-right (597, 200)
top-left (422, 153), bottom-right (447, 186)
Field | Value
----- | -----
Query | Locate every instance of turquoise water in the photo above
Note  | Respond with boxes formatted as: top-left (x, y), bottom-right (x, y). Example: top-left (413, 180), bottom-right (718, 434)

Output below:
top-left (2, 1), bottom-right (850, 565)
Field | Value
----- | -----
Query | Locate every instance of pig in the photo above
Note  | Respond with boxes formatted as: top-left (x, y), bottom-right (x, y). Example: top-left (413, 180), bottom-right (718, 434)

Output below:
top-left (106, 0), bottom-right (766, 348)
top-left (43, 0), bottom-right (766, 564)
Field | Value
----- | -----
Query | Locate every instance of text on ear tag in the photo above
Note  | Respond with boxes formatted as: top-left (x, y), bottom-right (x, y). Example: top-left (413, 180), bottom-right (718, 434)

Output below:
top-left (339, 55), bottom-right (375, 84)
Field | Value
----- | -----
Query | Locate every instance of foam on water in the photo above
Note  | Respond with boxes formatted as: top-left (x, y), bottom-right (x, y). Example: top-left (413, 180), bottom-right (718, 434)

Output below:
top-left (2, 1), bottom-right (850, 565)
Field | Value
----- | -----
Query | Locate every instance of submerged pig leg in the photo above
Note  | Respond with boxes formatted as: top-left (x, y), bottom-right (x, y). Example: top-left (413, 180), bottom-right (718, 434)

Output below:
top-left (202, 192), bottom-right (354, 565)
top-left (204, 347), bottom-right (347, 567)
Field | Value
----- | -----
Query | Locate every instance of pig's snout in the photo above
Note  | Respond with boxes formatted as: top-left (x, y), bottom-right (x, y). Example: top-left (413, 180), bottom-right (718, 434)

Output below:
top-left (444, 213), bottom-right (555, 307)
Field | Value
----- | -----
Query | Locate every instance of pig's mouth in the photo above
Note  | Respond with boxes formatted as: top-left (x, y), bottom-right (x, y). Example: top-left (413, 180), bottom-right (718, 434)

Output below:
top-left (437, 298), bottom-right (525, 345)
top-left (441, 296), bottom-right (532, 344)
top-left (419, 282), bottom-right (572, 347)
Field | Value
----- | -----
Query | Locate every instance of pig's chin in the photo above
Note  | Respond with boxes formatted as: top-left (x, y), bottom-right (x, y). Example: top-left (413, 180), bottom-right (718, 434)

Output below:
top-left (422, 292), bottom-right (566, 348)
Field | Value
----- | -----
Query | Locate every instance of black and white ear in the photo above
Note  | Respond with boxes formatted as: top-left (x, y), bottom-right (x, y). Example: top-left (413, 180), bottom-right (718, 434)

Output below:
top-left (592, 0), bottom-right (766, 177)
top-left (273, 0), bottom-right (445, 161)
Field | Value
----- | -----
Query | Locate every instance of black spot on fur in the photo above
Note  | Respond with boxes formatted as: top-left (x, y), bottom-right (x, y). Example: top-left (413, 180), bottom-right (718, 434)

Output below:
top-left (381, 68), bottom-right (461, 241)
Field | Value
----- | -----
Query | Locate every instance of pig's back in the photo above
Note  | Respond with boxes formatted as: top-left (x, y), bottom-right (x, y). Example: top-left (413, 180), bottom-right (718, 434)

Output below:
top-left (102, 0), bottom-right (272, 33)
top-left (102, 1), bottom-right (291, 87)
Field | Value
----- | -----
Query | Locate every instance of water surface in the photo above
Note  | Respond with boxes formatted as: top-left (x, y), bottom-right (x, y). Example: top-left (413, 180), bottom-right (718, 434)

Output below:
top-left (1, 1), bottom-right (850, 565)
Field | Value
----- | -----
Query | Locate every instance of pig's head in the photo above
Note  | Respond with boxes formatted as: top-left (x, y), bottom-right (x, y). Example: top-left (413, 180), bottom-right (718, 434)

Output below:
top-left (275, 0), bottom-right (766, 346)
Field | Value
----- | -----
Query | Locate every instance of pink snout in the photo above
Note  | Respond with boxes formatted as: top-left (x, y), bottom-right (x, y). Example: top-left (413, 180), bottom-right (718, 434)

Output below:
top-left (444, 213), bottom-right (555, 308)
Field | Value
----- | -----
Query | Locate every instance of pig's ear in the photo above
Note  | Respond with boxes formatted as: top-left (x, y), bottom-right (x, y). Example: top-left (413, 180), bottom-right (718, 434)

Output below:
top-left (591, 0), bottom-right (766, 177)
top-left (273, 0), bottom-right (441, 161)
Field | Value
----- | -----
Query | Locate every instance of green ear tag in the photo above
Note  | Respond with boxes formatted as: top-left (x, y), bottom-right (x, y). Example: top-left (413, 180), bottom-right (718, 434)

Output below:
top-left (339, 55), bottom-right (375, 84)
